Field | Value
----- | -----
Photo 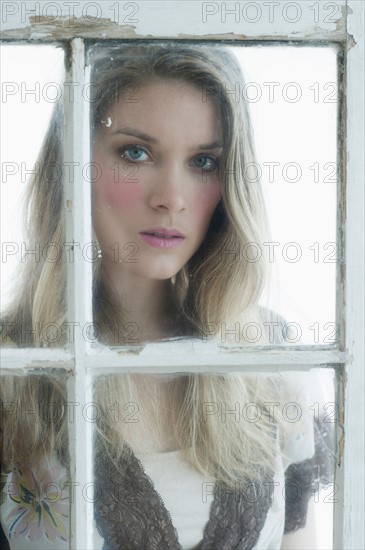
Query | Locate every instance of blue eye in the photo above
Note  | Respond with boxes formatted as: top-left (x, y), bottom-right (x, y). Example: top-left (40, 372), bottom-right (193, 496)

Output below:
top-left (193, 155), bottom-right (218, 173)
top-left (120, 146), bottom-right (149, 162)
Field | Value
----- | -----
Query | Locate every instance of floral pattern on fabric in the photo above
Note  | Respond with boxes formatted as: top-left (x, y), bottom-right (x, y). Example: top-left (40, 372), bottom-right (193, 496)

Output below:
top-left (4, 458), bottom-right (69, 542)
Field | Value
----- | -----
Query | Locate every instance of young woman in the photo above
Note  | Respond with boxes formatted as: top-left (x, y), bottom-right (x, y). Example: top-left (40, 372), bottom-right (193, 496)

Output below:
top-left (0, 44), bottom-right (330, 549)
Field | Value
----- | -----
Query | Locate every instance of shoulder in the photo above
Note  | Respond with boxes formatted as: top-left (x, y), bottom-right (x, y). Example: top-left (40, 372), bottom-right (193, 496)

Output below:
top-left (257, 305), bottom-right (297, 344)
top-left (277, 371), bottom-right (316, 469)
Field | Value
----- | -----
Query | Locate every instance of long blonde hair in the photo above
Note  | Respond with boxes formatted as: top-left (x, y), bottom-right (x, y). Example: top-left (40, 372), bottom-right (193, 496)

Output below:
top-left (1, 44), bottom-right (289, 487)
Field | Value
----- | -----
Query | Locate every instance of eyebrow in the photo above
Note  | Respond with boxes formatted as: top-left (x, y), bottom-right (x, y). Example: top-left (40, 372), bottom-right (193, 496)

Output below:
top-left (111, 127), bottom-right (222, 150)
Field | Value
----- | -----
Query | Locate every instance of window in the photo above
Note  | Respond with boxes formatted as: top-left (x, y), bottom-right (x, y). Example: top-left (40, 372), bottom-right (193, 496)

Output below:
top-left (1, 2), bottom-right (363, 549)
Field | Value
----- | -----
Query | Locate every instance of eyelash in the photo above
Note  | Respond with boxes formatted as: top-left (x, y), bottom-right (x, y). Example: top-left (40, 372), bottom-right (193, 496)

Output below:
top-left (118, 145), bottom-right (219, 173)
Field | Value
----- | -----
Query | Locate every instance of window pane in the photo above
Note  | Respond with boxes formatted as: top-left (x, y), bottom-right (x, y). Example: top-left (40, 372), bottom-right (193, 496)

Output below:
top-left (87, 43), bottom-right (338, 348)
top-left (235, 46), bottom-right (338, 345)
top-left (0, 369), bottom-right (71, 548)
top-left (0, 45), bottom-right (66, 349)
top-left (91, 368), bottom-right (337, 549)
top-left (0, 366), bottom-right (339, 549)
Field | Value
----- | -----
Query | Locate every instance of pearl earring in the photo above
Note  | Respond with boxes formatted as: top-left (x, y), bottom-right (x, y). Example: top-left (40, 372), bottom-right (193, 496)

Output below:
top-left (94, 241), bottom-right (102, 259)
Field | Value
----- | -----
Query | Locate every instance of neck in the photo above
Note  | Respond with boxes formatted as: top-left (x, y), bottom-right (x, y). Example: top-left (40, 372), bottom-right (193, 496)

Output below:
top-left (99, 263), bottom-right (181, 343)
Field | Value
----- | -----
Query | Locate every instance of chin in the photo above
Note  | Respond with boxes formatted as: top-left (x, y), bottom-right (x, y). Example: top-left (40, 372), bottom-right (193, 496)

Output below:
top-left (140, 260), bottom-right (185, 281)
top-left (146, 269), bottom-right (181, 281)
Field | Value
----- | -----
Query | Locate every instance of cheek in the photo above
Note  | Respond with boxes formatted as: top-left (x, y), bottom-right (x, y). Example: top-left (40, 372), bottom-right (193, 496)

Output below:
top-left (194, 183), bottom-right (222, 221)
top-left (94, 170), bottom-right (144, 210)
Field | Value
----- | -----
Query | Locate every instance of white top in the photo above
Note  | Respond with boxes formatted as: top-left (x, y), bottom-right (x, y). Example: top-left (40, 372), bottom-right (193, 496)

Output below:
top-left (136, 450), bottom-right (214, 549)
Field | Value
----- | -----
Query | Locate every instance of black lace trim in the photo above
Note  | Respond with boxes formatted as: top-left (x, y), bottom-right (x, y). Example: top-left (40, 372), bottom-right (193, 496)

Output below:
top-left (196, 475), bottom-right (274, 550)
top-left (94, 445), bottom-right (274, 550)
top-left (95, 445), bottom-right (181, 549)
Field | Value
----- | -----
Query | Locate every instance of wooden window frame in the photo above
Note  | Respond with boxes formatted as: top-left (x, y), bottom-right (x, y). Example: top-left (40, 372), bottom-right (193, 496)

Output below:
top-left (1, 1), bottom-right (364, 548)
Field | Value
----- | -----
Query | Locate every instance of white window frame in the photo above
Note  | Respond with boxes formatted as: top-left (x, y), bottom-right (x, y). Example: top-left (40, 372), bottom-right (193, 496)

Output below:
top-left (1, 2), bottom-right (364, 548)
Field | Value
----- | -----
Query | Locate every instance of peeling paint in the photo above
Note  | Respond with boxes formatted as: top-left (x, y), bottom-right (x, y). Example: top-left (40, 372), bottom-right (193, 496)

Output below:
top-left (337, 369), bottom-right (347, 467)
top-left (117, 349), bottom-right (143, 356)
top-left (346, 32), bottom-right (357, 51)
top-left (339, 2), bottom-right (352, 31)
top-left (1, 361), bottom-right (74, 375)
top-left (346, 349), bottom-right (354, 365)
top-left (338, 428), bottom-right (345, 467)
top-left (0, 13), bottom-right (346, 42)
top-left (344, 2), bottom-right (357, 51)
top-left (1, 16), bottom-right (138, 40)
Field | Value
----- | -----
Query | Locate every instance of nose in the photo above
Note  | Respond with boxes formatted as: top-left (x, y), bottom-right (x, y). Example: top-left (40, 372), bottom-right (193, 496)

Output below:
top-left (148, 162), bottom-right (187, 213)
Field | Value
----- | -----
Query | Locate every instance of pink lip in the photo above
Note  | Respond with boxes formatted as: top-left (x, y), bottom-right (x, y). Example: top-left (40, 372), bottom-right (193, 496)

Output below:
top-left (139, 227), bottom-right (186, 249)
top-left (141, 227), bottom-right (185, 238)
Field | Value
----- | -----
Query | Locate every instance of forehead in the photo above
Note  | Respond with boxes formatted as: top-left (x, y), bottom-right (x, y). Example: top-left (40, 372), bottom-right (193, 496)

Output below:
top-left (100, 79), bottom-right (222, 142)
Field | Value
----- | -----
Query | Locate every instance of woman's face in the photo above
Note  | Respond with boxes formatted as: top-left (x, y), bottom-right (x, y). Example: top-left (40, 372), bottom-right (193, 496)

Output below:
top-left (92, 79), bottom-right (222, 281)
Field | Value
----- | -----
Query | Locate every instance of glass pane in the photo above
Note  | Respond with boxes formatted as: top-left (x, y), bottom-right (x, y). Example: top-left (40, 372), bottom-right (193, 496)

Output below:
top-left (1, 367), bottom-right (338, 549)
top-left (87, 43), bottom-right (338, 348)
top-left (237, 46), bottom-right (338, 345)
top-left (0, 45), bottom-right (65, 348)
top-left (0, 370), bottom-right (71, 548)
top-left (91, 368), bottom-right (337, 549)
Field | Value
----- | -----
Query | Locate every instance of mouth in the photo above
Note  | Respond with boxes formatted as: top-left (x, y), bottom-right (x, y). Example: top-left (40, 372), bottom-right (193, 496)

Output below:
top-left (139, 227), bottom-right (186, 249)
